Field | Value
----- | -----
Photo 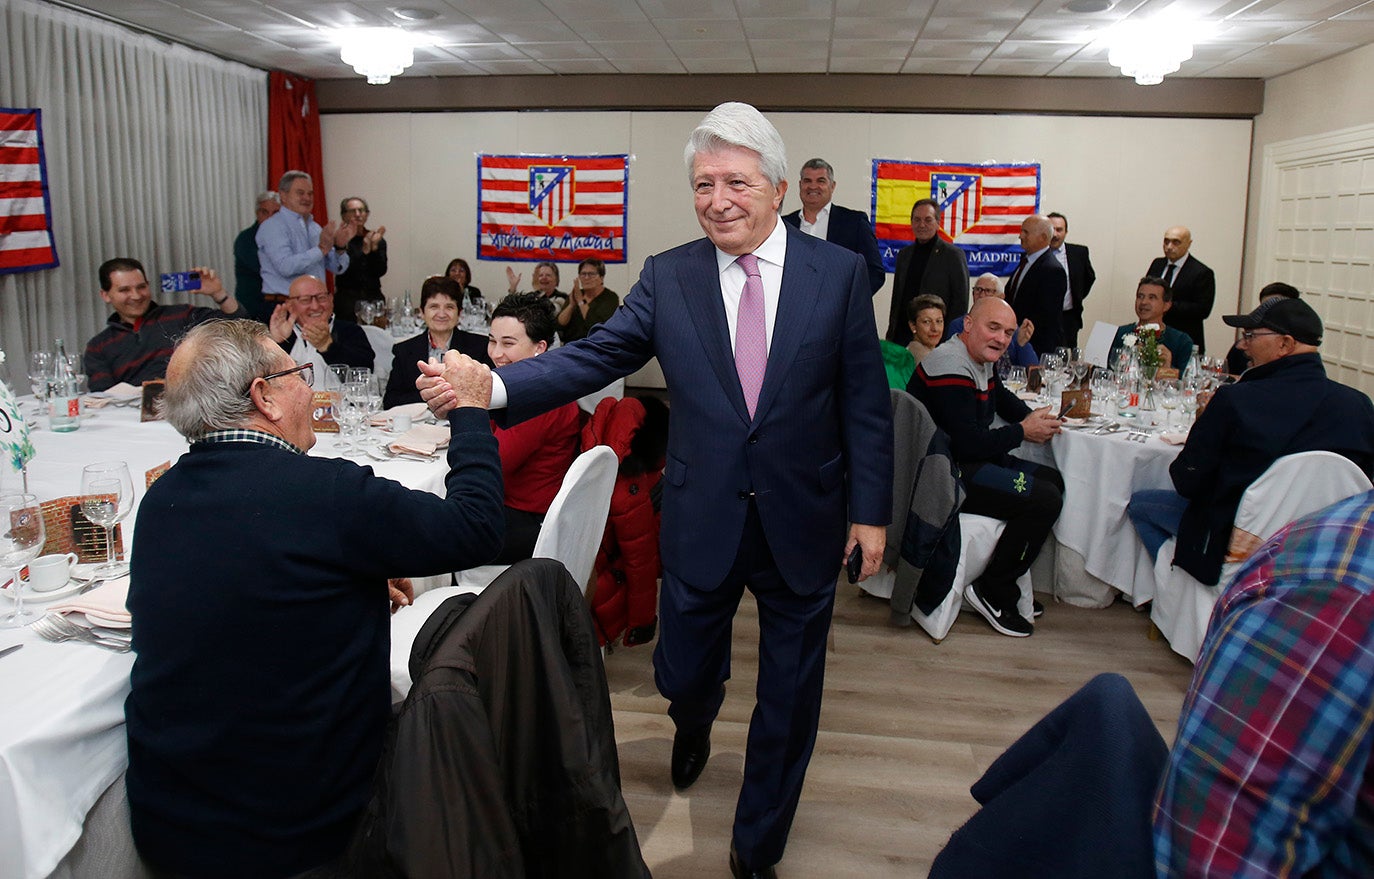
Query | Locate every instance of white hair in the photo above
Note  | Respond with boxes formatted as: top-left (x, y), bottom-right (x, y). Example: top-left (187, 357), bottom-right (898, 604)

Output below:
top-left (683, 102), bottom-right (787, 186)
top-left (159, 321), bottom-right (280, 439)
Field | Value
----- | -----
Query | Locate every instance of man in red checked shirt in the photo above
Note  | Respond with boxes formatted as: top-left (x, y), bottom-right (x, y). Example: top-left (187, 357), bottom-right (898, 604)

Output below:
top-left (84, 257), bottom-right (245, 391)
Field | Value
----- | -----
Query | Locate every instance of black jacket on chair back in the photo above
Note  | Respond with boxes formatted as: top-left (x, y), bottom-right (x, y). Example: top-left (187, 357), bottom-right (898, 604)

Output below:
top-left (351, 559), bottom-right (650, 878)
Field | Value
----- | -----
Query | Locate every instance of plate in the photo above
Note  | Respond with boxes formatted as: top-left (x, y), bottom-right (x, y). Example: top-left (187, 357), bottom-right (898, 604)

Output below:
top-left (0, 578), bottom-right (86, 603)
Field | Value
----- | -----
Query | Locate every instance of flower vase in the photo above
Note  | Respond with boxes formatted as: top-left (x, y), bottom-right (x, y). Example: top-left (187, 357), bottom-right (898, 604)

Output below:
top-left (1138, 370), bottom-right (1159, 426)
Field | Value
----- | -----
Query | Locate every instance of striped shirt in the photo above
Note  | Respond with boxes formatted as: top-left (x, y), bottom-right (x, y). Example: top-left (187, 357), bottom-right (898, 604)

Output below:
top-left (1153, 489), bottom-right (1374, 877)
top-left (84, 303), bottom-right (227, 391)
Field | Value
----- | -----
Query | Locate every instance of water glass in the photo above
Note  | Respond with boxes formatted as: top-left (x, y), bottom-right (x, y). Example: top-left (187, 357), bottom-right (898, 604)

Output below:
top-left (80, 462), bottom-right (134, 577)
top-left (1, 493), bottom-right (46, 628)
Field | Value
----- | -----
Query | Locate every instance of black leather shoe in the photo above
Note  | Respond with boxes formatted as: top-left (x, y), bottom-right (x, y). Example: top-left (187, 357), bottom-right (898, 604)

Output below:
top-left (670, 727), bottom-right (711, 790)
top-left (729, 843), bottom-right (778, 879)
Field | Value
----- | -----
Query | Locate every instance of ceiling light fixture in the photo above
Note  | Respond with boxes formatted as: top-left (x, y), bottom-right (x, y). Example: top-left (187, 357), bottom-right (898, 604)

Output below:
top-left (338, 28), bottom-right (419, 85)
top-left (1106, 18), bottom-right (1196, 85)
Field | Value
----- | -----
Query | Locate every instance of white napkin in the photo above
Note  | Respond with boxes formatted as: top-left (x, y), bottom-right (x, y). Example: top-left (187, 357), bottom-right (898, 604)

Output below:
top-left (370, 401), bottom-right (428, 427)
top-left (1158, 431), bottom-right (1189, 446)
top-left (388, 423), bottom-right (450, 457)
top-left (47, 575), bottom-right (131, 624)
top-left (81, 382), bottom-right (143, 408)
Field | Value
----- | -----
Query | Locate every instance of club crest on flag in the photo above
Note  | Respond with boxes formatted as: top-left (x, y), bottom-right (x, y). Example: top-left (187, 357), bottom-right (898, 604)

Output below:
top-left (872, 159), bottom-right (1041, 277)
top-left (478, 154), bottom-right (629, 263)
top-left (931, 173), bottom-right (982, 240)
top-left (528, 165), bottom-right (575, 228)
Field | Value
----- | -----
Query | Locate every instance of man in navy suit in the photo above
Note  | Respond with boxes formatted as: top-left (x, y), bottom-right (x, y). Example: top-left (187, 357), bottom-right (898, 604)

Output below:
top-left (781, 158), bottom-right (886, 294)
top-left (1147, 225), bottom-right (1215, 355)
top-left (1006, 215), bottom-right (1068, 356)
top-left (419, 102), bottom-right (893, 879)
top-left (1047, 212), bottom-right (1096, 348)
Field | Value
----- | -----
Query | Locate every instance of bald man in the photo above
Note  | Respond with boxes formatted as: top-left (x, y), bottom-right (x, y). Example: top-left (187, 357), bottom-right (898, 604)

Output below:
top-left (1147, 225), bottom-right (1215, 355)
top-left (908, 298), bottom-right (1064, 637)
top-left (267, 274), bottom-right (374, 380)
top-left (1005, 215), bottom-right (1068, 356)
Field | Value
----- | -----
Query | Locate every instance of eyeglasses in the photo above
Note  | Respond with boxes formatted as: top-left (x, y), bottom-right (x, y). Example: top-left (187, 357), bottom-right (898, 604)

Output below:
top-left (344, 207), bottom-right (369, 214)
top-left (289, 292), bottom-right (332, 305)
top-left (1240, 330), bottom-right (1282, 342)
top-left (973, 286), bottom-right (1000, 295)
top-left (577, 271), bottom-right (601, 278)
top-left (248, 362), bottom-right (314, 396)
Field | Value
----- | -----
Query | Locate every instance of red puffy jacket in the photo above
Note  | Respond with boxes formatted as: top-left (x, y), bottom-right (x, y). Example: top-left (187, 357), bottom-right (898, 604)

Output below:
top-left (580, 396), bottom-right (668, 647)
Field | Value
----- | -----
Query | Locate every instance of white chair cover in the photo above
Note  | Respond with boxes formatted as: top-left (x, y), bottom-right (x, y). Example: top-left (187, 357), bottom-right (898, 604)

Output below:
top-left (577, 378), bottom-right (624, 414)
top-left (361, 324), bottom-right (396, 386)
top-left (393, 446), bottom-right (620, 698)
top-left (860, 513), bottom-right (1034, 642)
top-left (1149, 450), bottom-right (1372, 662)
top-left (454, 445), bottom-right (619, 594)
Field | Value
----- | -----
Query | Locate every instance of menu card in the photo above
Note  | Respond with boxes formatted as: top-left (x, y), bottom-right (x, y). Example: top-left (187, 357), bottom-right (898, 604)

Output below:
top-left (311, 391), bottom-right (340, 433)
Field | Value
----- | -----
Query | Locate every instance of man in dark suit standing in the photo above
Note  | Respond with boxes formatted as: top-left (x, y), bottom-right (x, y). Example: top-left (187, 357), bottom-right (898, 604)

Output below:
top-left (886, 197), bottom-right (971, 344)
top-left (1006, 215), bottom-right (1068, 356)
top-left (1148, 225), bottom-right (1215, 355)
top-left (781, 158), bottom-right (885, 295)
top-left (419, 102), bottom-right (892, 879)
top-left (1047, 212), bottom-right (1095, 348)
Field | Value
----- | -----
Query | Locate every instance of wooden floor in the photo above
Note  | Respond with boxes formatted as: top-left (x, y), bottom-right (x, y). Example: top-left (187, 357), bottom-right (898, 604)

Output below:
top-left (603, 586), bottom-right (1196, 878)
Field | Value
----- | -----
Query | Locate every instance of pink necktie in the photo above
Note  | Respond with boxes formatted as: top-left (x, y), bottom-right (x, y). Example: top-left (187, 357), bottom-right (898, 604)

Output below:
top-left (734, 253), bottom-right (766, 418)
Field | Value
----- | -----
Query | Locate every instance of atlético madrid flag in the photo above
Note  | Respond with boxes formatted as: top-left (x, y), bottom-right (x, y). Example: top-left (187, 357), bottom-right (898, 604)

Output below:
top-left (871, 159), bottom-right (1040, 277)
top-left (0, 109), bottom-right (59, 275)
top-left (477, 154), bottom-right (628, 263)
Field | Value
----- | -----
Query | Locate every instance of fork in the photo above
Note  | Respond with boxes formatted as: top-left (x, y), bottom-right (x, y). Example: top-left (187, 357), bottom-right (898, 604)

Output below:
top-left (30, 614), bottom-right (132, 652)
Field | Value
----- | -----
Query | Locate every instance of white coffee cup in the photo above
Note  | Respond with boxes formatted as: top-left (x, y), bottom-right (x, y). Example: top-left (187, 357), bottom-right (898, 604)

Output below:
top-left (390, 413), bottom-right (412, 433)
top-left (28, 552), bottom-right (79, 592)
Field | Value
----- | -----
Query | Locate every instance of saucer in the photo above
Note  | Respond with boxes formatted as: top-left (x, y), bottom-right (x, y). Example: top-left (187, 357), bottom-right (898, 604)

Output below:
top-left (0, 578), bottom-right (86, 603)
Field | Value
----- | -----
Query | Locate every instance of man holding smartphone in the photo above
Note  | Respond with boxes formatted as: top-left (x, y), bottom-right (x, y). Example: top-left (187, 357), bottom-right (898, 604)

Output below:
top-left (84, 257), bottom-right (244, 391)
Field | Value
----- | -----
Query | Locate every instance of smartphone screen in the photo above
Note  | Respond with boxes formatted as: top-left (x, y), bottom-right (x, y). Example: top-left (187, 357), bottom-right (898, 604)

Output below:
top-left (160, 271), bottom-right (202, 294)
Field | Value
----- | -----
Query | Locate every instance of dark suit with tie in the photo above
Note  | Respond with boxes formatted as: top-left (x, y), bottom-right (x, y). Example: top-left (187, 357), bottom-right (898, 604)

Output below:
top-left (1148, 254), bottom-right (1215, 355)
top-left (782, 203), bottom-right (886, 294)
top-left (1059, 242), bottom-right (1096, 347)
top-left (495, 223), bottom-right (893, 868)
top-left (1007, 251), bottom-right (1069, 356)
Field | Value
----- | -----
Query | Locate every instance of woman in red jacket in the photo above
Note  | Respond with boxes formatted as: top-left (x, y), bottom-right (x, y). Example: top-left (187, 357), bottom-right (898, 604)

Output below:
top-left (488, 293), bottom-right (582, 563)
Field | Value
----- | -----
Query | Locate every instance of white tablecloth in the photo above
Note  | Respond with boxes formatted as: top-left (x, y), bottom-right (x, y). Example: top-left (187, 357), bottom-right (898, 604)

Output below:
top-left (0, 403), bottom-right (451, 879)
top-left (1020, 425), bottom-right (1182, 607)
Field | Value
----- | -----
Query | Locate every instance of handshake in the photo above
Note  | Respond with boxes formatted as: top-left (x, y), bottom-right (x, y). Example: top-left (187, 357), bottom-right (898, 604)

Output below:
top-left (415, 351), bottom-right (492, 417)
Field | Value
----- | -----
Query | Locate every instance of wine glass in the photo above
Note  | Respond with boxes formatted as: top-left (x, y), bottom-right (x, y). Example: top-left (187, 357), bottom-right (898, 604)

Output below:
top-left (1180, 384), bottom-right (1199, 426)
top-left (80, 462), bottom-right (135, 577)
top-left (1157, 379), bottom-right (1181, 429)
top-left (1002, 365), bottom-right (1027, 396)
top-left (1, 493), bottom-right (46, 628)
top-left (28, 352), bottom-right (53, 404)
top-left (334, 384), bottom-right (368, 454)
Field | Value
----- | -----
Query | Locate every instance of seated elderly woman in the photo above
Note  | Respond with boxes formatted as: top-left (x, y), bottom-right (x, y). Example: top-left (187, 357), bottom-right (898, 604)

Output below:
top-left (906, 294), bottom-right (946, 364)
top-left (486, 293), bottom-right (583, 564)
top-left (382, 276), bottom-right (489, 409)
top-left (505, 260), bottom-right (569, 316)
top-left (444, 257), bottom-right (484, 305)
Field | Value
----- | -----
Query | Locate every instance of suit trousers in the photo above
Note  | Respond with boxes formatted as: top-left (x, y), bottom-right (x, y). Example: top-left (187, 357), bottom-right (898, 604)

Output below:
top-left (959, 457), bottom-right (1064, 609)
top-left (653, 500), bottom-right (836, 869)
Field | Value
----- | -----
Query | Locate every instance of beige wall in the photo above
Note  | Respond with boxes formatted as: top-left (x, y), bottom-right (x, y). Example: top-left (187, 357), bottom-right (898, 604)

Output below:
top-left (1244, 41), bottom-right (1374, 305)
top-left (322, 110), bottom-right (1252, 382)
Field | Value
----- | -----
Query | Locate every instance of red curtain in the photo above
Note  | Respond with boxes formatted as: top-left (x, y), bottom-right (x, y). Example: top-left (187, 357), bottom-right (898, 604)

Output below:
top-left (267, 71), bottom-right (327, 227)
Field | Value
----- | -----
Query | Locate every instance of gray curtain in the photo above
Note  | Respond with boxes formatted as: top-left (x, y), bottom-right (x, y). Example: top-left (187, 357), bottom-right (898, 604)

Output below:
top-left (0, 0), bottom-right (267, 387)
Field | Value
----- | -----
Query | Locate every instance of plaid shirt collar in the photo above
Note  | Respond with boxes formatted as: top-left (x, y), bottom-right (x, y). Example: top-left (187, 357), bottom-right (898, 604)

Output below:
top-left (194, 428), bottom-right (305, 455)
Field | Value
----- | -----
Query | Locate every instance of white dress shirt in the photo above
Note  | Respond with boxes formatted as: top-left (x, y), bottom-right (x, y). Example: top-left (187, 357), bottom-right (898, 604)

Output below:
top-left (797, 202), bottom-right (831, 241)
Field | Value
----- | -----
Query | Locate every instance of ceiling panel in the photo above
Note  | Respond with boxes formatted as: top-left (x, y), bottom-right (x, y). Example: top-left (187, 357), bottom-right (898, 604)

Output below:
top-left (58, 0), bottom-right (1374, 84)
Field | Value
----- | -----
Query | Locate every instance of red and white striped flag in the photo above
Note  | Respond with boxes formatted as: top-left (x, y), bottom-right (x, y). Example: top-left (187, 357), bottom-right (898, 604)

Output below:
top-left (0, 109), bottom-right (59, 274)
top-left (477, 154), bottom-right (628, 263)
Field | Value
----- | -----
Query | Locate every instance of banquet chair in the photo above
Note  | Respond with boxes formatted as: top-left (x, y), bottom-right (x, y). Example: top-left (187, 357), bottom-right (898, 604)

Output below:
top-left (453, 445), bottom-right (618, 594)
top-left (391, 446), bottom-right (619, 699)
top-left (361, 324), bottom-right (397, 386)
top-left (1148, 450), bottom-right (1372, 662)
top-left (860, 389), bottom-right (1034, 642)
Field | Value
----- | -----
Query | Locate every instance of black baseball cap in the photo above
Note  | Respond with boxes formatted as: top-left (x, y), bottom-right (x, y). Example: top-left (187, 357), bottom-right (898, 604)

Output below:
top-left (1222, 297), bottom-right (1322, 346)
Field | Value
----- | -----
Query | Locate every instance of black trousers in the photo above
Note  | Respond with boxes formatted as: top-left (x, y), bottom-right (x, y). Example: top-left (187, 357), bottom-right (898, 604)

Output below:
top-left (959, 456), bottom-right (1064, 609)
